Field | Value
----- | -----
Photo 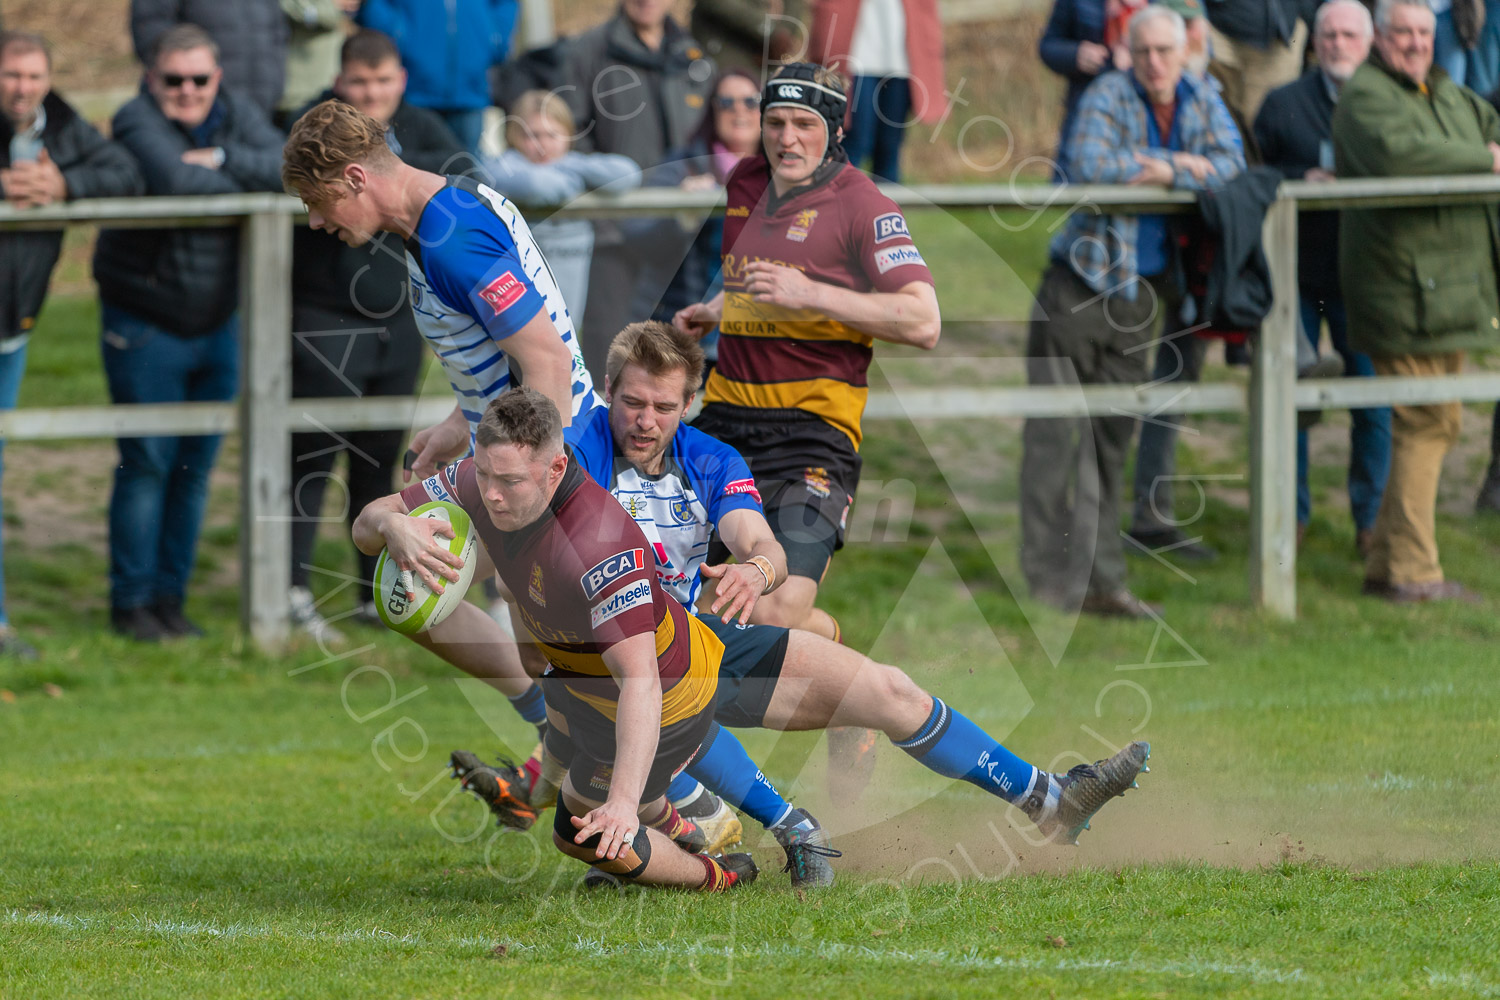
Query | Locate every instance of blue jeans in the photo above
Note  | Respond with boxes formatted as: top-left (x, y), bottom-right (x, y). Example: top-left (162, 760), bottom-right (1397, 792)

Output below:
top-left (1436, 1), bottom-right (1500, 94)
top-left (0, 338), bottom-right (28, 626)
top-left (844, 76), bottom-right (911, 183)
top-left (1296, 297), bottom-right (1391, 529)
top-left (101, 305), bottom-right (239, 610)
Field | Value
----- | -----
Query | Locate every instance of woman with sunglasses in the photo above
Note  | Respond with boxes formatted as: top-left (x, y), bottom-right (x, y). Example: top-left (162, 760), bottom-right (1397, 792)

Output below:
top-left (648, 70), bottom-right (764, 375)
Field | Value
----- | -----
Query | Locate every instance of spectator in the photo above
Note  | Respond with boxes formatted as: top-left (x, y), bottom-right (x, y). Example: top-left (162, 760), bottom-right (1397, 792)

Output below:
top-left (808, 0), bottom-right (945, 183)
top-left (1204, 0), bottom-right (1311, 125)
top-left (1432, 0), bottom-right (1500, 94)
top-left (483, 90), bottom-right (640, 328)
top-left (284, 29), bottom-right (465, 645)
top-left (357, 0), bottom-right (517, 155)
top-left (650, 68), bottom-right (764, 369)
top-left (1040, 0), bottom-right (1108, 179)
top-left (691, 0), bottom-right (806, 74)
top-left (1334, 0), bottom-right (1500, 603)
top-left (1020, 6), bottom-right (1243, 618)
top-left (563, 0), bottom-right (716, 383)
top-left (93, 25), bottom-right (285, 641)
top-left (0, 31), bottom-right (144, 660)
top-left (1255, 0), bottom-right (1389, 555)
top-left (131, 0), bottom-right (289, 115)
top-left (277, 0), bottom-right (362, 130)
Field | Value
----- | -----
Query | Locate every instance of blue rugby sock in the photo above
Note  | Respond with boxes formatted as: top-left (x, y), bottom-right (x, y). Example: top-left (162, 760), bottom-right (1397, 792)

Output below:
top-left (666, 771), bottom-right (701, 803)
top-left (686, 723), bottom-right (794, 830)
top-left (892, 698), bottom-right (1038, 804)
top-left (507, 684), bottom-right (547, 726)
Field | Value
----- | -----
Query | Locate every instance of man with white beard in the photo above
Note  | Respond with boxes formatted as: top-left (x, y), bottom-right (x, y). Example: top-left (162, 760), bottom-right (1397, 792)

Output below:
top-left (1254, 0), bottom-right (1389, 558)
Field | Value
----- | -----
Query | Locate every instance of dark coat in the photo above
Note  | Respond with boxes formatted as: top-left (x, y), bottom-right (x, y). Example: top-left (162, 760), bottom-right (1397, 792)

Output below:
top-left (1334, 52), bottom-right (1500, 356)
top-left (131, 0), bottom-right (289, 114)
top-left (1254, 69), bottom-right (1340, 302)
top-left (563, 13), bottom-right (714, 167)
top-left (291, 93), bottom-right (465, 319)
top-left (1038, 0), bottom-right (1107, 177)
top-left (93, 89), bottom-right (286, 337)
top-left (1204, 0), bottom-right (1308, 49)
top-left (1195, 165), bottom-right (1283, 331)
top-left (0, 93), bottom-right (144, 340)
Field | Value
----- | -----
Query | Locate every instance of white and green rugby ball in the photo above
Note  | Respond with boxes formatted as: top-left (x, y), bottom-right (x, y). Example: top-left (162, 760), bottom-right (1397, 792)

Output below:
top-left (373, 500), bottom-right (478, 634)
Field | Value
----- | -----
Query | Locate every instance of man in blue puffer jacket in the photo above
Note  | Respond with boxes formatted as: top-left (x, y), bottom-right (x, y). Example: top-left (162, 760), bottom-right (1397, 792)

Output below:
top-left (358, 0), bottom-right (518, 154)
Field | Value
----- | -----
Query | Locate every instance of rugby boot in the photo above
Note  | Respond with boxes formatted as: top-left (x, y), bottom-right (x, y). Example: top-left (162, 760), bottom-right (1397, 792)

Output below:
top-left (827, 726), bottom-right (879, 806)
top-left (710, 852), bottom-right (759, 890)
top-left (674, 790), bottom-right (744, 854)
top-left (1025, 741), bottom-right (1151, 846)
top-left (773, 808), bottom-right (841, 890)
top-left (449, 750), bottom-right (539, 831)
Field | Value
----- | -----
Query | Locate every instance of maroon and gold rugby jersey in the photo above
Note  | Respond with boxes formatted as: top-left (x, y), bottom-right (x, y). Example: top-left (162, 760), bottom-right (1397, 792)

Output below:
top-left (703, 154), bottom-right (936, 450)
top-left (400, 454), bottom-right (722, 726)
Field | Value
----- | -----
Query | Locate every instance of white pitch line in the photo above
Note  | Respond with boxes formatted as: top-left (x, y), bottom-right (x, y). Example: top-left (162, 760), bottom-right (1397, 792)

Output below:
top-left (565, 937), bottom-right (1310, 985)
top-left (1, 910), bottom-right (496, 951)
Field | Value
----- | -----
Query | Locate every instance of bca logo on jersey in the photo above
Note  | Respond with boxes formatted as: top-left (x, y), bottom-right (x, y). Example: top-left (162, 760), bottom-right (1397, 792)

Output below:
top-left (479, 270), bottom-right (526, 315)
top-left (581, 547), bottom-right (647, 600)
top-left (776, 83), bottom-right (803, 100)
top-left (873, 212), bottom-right (909, 243)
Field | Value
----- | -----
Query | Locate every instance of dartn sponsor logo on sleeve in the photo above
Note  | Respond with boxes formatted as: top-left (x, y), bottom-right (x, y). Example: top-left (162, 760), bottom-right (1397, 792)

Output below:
top-left (873, 245), bottom-right (927, 274)
top-left (872, 212), bottom-right (909, 243)
top-left (591, 579), bottom-right (652, 628)
top-left (478, 270), bottom-right (526, 314)
top-left (723, 478), bottom-right (763, 503)
top-left (580, 547), bottom-right (647, 600)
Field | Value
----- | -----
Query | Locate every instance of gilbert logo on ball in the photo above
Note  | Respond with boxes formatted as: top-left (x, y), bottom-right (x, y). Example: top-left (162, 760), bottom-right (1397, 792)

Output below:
top-left (373, 501), bottom-right (478, 634)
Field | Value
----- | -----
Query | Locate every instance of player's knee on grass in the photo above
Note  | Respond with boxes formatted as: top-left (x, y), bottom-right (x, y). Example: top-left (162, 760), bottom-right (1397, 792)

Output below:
top-left (551, 798), bottom-right (651, 876)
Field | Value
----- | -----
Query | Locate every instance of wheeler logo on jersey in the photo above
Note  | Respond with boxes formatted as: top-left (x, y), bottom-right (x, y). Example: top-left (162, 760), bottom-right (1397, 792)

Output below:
top-left (528, 563), bottom-right (546, 607)
top-left (873, 212), bottom-right (910, 243)
top-left (723, 478), bottom-right (763, 504)
top-left (590, 579), bottom-right (652, 628)
top-left (423, 474), bottom-right (452, 503)
top-left (787, 209), bottom-right (819, 243)
top-left (874, 245), bottom-right (927, 274)
top-left (581, 547), bottom-right (647, 600)
top-left (478, 270), bottom-right (526, 315)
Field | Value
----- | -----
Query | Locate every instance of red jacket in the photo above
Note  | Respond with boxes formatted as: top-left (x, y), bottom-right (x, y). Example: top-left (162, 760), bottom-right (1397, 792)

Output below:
top-left (808, 0), bottom-right (947, 124)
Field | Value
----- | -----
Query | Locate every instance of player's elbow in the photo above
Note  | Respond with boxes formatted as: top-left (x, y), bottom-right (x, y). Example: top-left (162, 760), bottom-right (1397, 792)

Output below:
top-left (907, 316), bottom-right (941, 351)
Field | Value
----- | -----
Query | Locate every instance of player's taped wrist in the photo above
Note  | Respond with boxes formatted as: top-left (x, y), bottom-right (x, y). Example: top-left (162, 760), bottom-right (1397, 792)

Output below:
top-left (747, 555), bottom-right (776, 594)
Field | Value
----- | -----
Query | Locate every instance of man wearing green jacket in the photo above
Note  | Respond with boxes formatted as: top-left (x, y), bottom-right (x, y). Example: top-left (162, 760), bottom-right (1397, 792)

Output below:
top-left (1333, 0), bottom-right (1500, 603)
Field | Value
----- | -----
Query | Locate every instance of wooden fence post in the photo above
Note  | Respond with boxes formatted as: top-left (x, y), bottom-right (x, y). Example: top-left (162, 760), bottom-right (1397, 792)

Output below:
top-left (1249, 193), bottom-right (1299, 618)
top-left (239, 205), bottom-right (293, 650)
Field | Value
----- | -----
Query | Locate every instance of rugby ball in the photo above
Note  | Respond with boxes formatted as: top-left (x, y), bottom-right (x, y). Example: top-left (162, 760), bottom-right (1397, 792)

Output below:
top-left (372, 500), bottom-right (478, 634)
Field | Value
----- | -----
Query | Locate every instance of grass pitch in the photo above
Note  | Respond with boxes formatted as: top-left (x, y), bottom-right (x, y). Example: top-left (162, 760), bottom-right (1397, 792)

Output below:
top-left (5, 213), bottom-right (1500, 997)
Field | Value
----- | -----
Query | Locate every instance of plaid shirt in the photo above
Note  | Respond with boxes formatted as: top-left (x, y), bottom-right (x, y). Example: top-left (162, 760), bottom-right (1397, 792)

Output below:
top-left (1051, 70), bottom-right (1246, 300)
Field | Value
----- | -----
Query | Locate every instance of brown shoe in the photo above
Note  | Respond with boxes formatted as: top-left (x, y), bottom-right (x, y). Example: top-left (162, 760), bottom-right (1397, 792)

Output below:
top-left (1362, 579), bottom-right (1481, 604)
top-left (1081, 588), bottom-right (1161, 619)
top-left (1355, 529), bottom-right (1374, 560)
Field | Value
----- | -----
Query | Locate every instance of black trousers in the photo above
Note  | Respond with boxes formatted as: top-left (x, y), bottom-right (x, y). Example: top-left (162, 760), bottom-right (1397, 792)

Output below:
top-left (289, 302), bottom-right (424, 589)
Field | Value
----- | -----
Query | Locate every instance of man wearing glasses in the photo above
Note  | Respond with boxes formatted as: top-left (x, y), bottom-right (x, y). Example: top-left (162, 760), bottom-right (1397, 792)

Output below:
top-left (93, 23), bottom-right (286, 642)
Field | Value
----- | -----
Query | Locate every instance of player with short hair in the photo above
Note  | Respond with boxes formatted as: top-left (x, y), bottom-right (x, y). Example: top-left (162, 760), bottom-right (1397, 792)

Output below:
top-left (672, 62), bottom-right (943, 796)
top-left (359, 389), bottom-right (1152, 891)
top-left (283, 98), bottom-right (598, 739)
top-left (457, 321), bottom-right (841, 888)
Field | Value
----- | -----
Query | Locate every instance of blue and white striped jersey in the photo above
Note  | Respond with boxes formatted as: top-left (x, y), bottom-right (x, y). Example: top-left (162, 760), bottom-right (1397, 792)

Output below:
top-left (403, 176), bottom-right (602, 435)
top-left (571, 405), bottom-right (765, 608)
